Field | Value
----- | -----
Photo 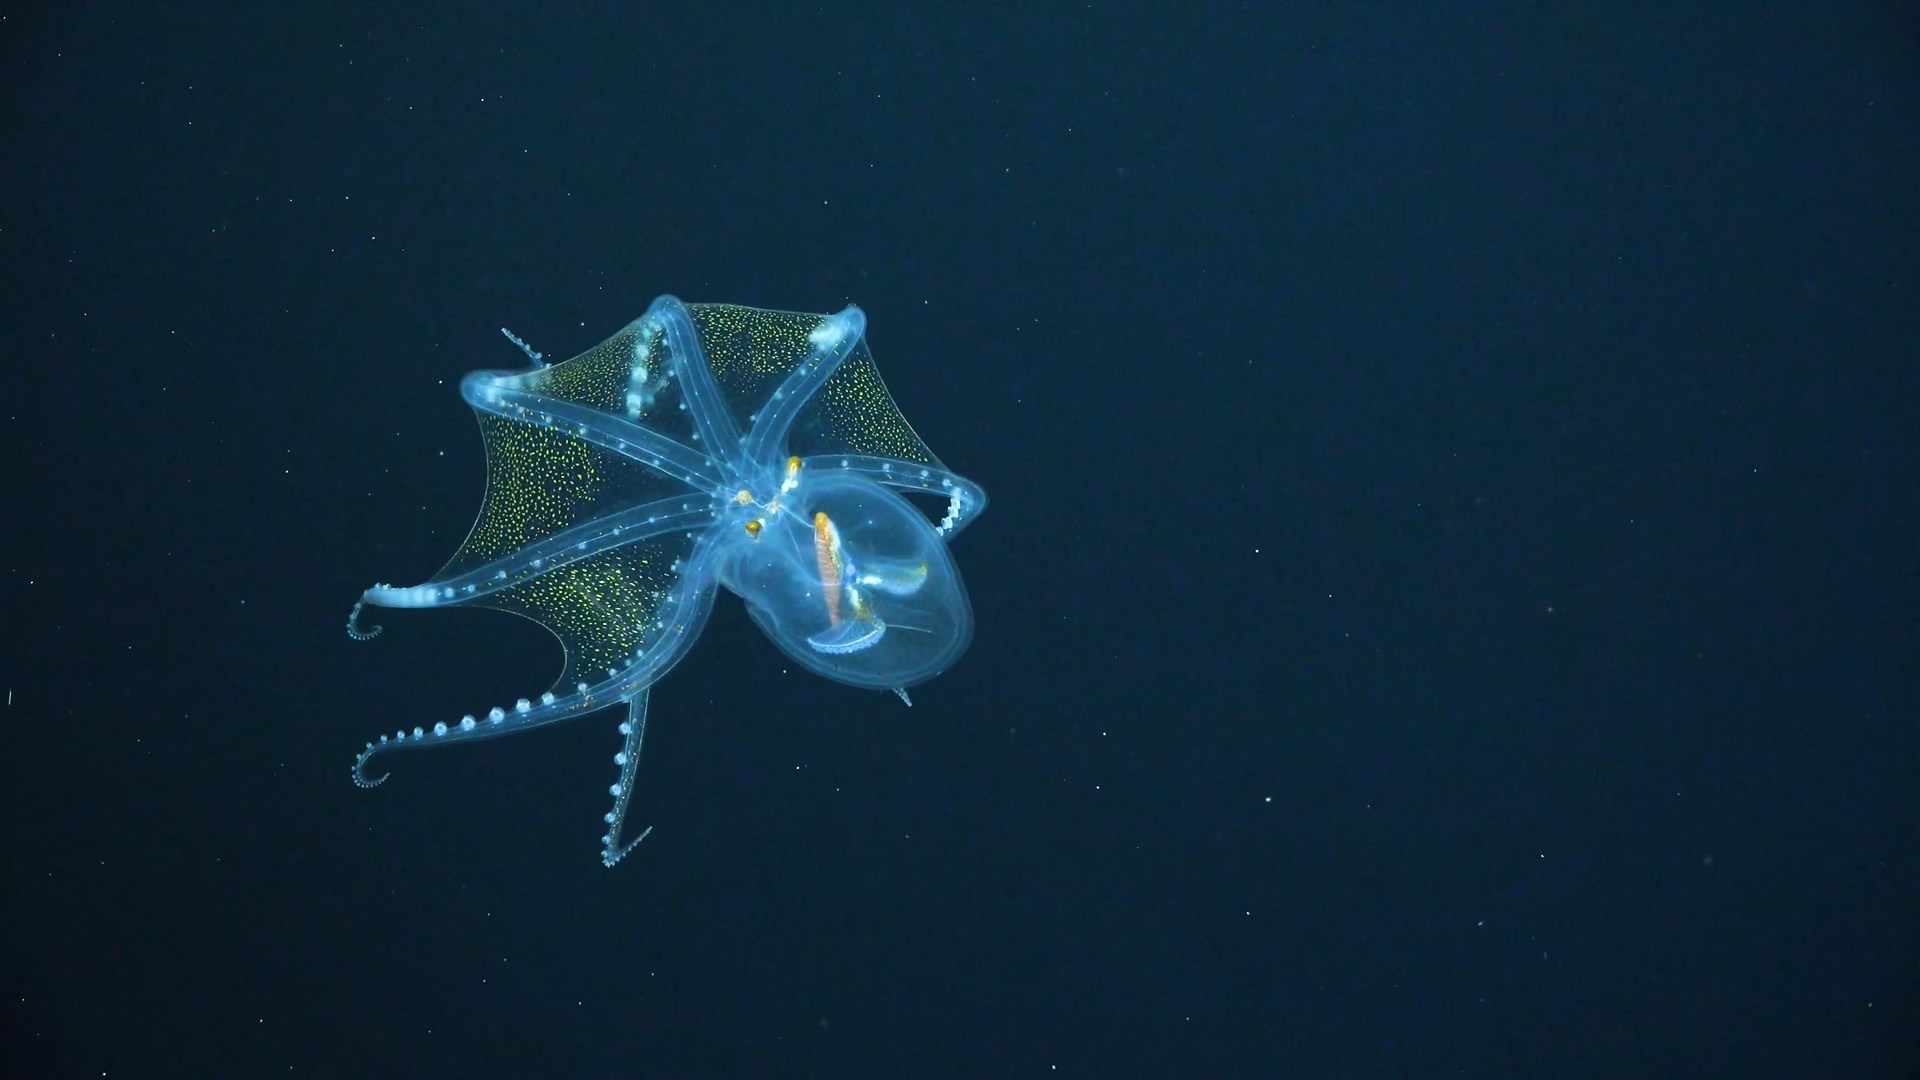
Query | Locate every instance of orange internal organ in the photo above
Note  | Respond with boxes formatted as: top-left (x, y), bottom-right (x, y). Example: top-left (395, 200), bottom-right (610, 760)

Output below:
top-left (812, 511), bottom-right (843, 627)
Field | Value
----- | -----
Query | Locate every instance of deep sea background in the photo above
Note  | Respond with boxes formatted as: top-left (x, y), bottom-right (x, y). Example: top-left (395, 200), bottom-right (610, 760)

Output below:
top-left (3, 5), bottom-right (1916, 1077)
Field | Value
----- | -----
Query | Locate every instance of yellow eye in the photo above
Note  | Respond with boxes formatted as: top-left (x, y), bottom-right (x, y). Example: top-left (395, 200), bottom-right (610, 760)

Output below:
top-left (743, 519), bottom-right (762, 538)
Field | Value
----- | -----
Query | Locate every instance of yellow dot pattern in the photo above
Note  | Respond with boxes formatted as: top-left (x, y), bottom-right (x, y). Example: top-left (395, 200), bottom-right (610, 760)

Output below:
top-left (690, 303), bottom-right (942, 465)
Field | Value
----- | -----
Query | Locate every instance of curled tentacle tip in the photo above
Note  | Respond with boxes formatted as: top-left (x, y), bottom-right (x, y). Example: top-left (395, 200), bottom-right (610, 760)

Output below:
top-left (600, 825), bottom-right (654, 868)
top-left (346, 598), bottom-right (385, 641)
top-left (352, 769), bottom-right (391, 789)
